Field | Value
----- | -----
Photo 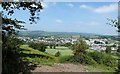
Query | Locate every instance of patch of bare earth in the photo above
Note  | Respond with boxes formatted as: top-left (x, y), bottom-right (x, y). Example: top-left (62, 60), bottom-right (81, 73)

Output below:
top-left (31, 63), bottom-right (87, 72)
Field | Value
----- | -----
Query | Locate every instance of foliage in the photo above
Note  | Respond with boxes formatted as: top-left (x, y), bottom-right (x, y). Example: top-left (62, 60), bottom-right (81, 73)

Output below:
top-left (64, 43), bottom-right (72, 47)
top-left (105, 41), bottom-right (109, 44)
top-left (72, 39), bottom-right (88, 55)
top-left (1, 1), bottom-right (43, 74)
top-left (82, 54), bottom-right (97, 65)
top-left (72, 39), bottom-right (89, 64)
top-left (94, 40), bottom-right (103, 44)
top-left (60, 54), bottom-right (97, 65)
top-left (1, 2), bottom-right (43, 24)
top-left (105, 46), bottom-right (111, 54)
top-left (53, 45), bottom-right (56, 49)
top-left (74, 53), bottom-right (97, 65)
top-left (20, 45), bottom-right (56, 66)
top-left (55, 51), bottom-right (61, 57)
top-left (59, 56), bottom-right (76, 63)
top-left (49, 44), bottom-right (53, 49)
top-left (107, 18), bottom-right (120, 32)
top-left (87, 51), bottom-right (117, 67)
top-left (49, 44), bottom-right (56, 49)
top-left (107, 18), bottom-right (120, 73)
top-left (29, 42), bottom-right (47, 52)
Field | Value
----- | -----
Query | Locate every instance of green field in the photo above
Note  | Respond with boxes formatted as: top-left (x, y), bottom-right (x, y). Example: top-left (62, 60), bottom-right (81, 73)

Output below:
top-left (20, 45), bottom-right (57, 66)
top-left (45, 46), bottom-right (73, 56)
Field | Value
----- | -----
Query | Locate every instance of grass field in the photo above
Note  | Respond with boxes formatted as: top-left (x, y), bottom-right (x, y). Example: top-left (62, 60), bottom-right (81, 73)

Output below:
top-left (20, 45), bottom-right (57, 66)
top-left (45, 46), bottom-right (73, 56)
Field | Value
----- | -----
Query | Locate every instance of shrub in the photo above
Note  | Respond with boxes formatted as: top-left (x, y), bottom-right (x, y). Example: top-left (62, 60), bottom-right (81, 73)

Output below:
top-left (60, 56), bottom-right (75, 63)
top-left (88, 51), bottom-right (117, 67)
top-left (60, 54), bottom-right (97, 65)
top-left (83, 54), bottom-right (97, 65)
top-left (72, 39), bottom-right (89, 56)
top-left (73, 53), bottom-right (97, 65)
top-left (55, 51), bottom-right (61, 57)
top-left (64, 43), bottom-right (72, 47)
top-left (88, 51), bottom-right (105, 64)
top-left (49, 44), bottom-right (53, 49)
top-left (103, 54), bottom-right (117, 67)
top-left (105, 46), bottom-right (111, 54)
top-left (29, 42), bottom-right (47, 52)
top-left (53, 45), bottom-right (56, 49)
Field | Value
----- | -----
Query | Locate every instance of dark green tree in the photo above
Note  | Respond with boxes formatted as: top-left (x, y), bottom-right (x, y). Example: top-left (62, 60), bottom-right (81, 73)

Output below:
top-left (105, 46), bottom-right (111, 54)
top-left (1, 1), bottom-right (43, 74)
top-left (64, 42), bottom-right (72, 47)
top-left (55, 51), bottom-right (61, 57)
top-left (72, 39), bottom-right (89, 64)
top-left (53, 44), bottom-right (56, 49)
top-left (105, 41), bottom-right (108, 44)
top-left (29, 42), bottom-right (47, 52)
top-left (49, 44), bottom-right (53, 49)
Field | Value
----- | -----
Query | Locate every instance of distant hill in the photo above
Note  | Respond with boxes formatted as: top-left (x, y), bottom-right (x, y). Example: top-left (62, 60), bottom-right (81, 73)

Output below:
top-left (18, 30), bottom-right (100, 37)
top-left (18, 30), bottom-right (118, 40)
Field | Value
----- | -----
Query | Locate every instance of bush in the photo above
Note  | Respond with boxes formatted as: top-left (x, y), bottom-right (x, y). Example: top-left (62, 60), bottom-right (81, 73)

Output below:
top-left (55, 51), bottom-right (61, 57)
top-left (105, 46), bottom-right (111, 54)
top-left (83, 54), bottom-right (97, 65)
top-left (64, 43), bottom-right (72, 47)
top-left (59, 56), bottom-right (76, 63)
top-left (87, 51), bottom-right (105, 64)
top-left (88, 51), bottom-right (117, 67)
top-left (103, 54), bottom-right (117, 67)
top-left (29, 42), bottom-right (47, 52)
top-left (72, 39), bottom-right (89, 57)
top-left (60, 54), bottom-right (97, 65)
top-left (73, 53), bottom-right (97, 65)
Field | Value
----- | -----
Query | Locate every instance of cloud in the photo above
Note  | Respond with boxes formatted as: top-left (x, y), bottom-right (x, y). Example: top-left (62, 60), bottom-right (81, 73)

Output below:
top-left (56, 19), bottom-right (63, 23)
top-left (80, 4), bottom-right (93, 10)
top-left (94, 4), bottom-right (118, 13)
top-left (67, 3), bottom-right (74, 8)
top-left (80, 3), bottom-right (117, 13)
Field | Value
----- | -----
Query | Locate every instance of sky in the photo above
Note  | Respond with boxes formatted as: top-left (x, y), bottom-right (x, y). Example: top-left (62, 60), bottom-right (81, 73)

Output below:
top-left (1, 2), bottom-right (118, 35)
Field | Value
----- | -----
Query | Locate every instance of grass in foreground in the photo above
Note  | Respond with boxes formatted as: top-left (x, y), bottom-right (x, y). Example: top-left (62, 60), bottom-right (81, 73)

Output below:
top-left (84, 64), bottom-right (116, 72)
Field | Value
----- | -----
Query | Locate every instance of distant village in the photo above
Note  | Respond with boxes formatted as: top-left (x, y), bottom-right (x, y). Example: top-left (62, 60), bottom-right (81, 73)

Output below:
top-left (17, 36), bottom-right (118, 51)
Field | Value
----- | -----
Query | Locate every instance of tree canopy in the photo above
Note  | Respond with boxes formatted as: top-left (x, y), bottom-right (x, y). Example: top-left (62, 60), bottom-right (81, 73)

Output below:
top-left (1, 1), bottom-right (43, 74)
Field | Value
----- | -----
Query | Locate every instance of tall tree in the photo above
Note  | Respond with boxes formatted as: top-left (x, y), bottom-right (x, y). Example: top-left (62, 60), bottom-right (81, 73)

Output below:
top-left (1, 1), bottom-right (43, 74)
top-left (72, 39), bottom-right (89, 64)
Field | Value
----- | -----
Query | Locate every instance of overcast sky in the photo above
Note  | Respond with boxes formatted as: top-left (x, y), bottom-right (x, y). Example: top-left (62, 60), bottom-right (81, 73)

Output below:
top-left (2, 2), bottom-right (118, 35)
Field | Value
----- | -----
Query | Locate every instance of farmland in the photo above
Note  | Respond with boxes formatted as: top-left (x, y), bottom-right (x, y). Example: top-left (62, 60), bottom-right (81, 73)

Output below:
top-left (46, 46), bottom-right (73, 56)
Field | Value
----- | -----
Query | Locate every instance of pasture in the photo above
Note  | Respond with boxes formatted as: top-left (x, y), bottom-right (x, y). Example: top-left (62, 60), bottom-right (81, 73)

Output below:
top-left (45, 46), bottom-right (73, 56)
